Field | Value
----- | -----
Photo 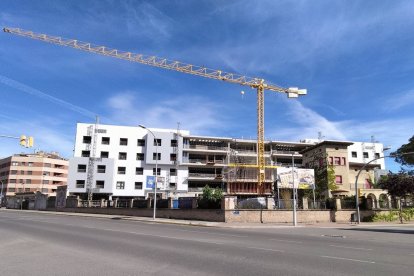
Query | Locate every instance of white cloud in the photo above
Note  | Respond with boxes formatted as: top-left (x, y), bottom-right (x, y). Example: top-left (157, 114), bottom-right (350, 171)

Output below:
top-left (105, 91), bottom-right (228, 135)
top-left (382, 90), bottom-right (414, 111)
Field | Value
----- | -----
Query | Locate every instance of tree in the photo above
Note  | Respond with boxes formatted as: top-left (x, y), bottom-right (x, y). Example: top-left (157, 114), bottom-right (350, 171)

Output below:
top-left (198, 185), bottom-right (223, 209)
top-left (392, 135), bottom-right (414, 168)
top-left (377, 173), bottom-right (414, 223)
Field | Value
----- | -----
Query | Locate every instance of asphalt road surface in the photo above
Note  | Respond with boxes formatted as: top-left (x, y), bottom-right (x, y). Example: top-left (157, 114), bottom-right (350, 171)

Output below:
top-left (1, 210), bottom-right (413, 276)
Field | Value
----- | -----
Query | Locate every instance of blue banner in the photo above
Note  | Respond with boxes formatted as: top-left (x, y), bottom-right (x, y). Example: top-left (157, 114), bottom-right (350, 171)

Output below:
top-left (146, 176), bottom-right (155, 189)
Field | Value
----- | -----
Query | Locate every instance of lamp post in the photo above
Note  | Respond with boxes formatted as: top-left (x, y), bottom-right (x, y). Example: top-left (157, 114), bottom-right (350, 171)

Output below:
top-left (139, 125), bottom-right (158, 220)
top-left (0, 180), bottom-right (4, 207)
top-left (354, 151), bottom-right (414, 224)
top-left (292, 152), bottom-right (298, 226)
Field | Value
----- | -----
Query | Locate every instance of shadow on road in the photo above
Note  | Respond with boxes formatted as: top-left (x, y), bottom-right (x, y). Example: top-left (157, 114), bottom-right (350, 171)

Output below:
top-left (340, 227), bottom-right (414, 235)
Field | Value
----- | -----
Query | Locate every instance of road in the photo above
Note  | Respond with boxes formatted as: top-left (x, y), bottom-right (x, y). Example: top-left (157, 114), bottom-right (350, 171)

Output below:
top-left (1, 210), bottom-right (413, 275)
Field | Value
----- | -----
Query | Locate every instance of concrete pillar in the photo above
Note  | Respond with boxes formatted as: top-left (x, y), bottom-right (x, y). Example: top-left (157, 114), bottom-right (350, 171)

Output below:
top-left (335, 198), bottom-right (342, 210)
top-left (146, 198), bottom-right (151, 208)
top-left (168, 197), bottom-right (173, 209)
top-left (192, 198), bottom-right (198, 209)
top-left (302, 197), bottom-right (309, 210)
top-left (221, 196), bottom-right (236, 210)
top-left (114, 199), bottom-right (118, 208)
top-left (266, 197), bottom-right (275, 210)
top-left (130, 199), bottom-right (134, 208)
top-left (100, 199), bottom-right (105, 208)
top-left (387, 196), bottom-right (392, 209)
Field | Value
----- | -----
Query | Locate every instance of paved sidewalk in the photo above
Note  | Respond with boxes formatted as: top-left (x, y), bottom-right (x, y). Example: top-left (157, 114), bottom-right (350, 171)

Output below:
top-left (2, 208), bottom-right (414, 229)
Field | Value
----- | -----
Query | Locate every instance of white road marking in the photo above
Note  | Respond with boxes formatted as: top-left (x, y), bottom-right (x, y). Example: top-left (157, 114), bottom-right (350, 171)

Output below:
top-left (174, 228), bottom-right (248, 238)
top-left (320, 255), bottom-right (375, 264)
top-left (329, 244), bottom-right (372, 251)
top-left (246, 246), bottom-right (284, 253)
top-left (270, 238), bottom-right (303, 244)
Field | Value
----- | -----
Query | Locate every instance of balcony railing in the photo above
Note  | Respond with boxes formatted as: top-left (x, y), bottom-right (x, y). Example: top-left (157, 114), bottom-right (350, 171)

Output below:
top-left (188, 173), bottom-right (223, 178)
top-left (184, 145), bottom-right (228, 151)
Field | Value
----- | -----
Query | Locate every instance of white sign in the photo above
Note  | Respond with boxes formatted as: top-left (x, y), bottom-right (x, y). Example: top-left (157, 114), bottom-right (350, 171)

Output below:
top-left (276, 168), bottom-right (315, 189)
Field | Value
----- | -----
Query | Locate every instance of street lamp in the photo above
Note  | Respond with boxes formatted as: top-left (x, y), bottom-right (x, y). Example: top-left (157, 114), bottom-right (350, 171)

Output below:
top-left (354, 151), bottom-right (414, 224)
top-left (139, 124), bottom-right (158, 220)
top-left (292, 152), bottom-right (298, 226)
top-left (0, 180), bottom-right (4, 207)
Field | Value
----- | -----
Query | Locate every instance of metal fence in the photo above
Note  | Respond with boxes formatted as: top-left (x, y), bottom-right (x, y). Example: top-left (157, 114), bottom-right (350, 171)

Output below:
top-left (133, 199), bottom-right (148, 208)
top-left (308, 201), bottom-right (327, 209)
top-left (340, 199), bottom-right (356, 210)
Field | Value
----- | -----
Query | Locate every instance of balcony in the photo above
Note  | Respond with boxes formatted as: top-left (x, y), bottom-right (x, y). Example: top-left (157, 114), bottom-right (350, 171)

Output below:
top-left (183, 145), bottom-right (228, 152)
top-left (188, 173), bottom-right (223, 180)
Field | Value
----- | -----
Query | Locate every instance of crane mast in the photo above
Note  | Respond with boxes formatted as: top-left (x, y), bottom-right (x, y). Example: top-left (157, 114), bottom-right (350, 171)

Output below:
top-left (3, 27), bottom-right (307, 193)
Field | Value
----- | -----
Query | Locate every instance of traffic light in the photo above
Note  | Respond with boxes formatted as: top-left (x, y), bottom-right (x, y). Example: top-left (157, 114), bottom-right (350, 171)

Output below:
top-left (28, 136), bottom-right (34, 147)
top-left (19, 135), bottom-right (27, 147)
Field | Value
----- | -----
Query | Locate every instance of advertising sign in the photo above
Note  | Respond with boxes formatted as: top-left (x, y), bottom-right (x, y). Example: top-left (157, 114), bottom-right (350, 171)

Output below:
top-left (146, 176), bottom-right (155, 189)
top-left (276, 167), bottom-right (315, 189)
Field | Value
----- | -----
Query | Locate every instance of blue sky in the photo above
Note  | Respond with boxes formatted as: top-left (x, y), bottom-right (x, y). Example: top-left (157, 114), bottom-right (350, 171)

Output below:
top-left (0, 0), bottom-right (413, 171)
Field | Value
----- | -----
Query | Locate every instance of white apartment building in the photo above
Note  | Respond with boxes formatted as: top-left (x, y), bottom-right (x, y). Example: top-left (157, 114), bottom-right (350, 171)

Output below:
top-left (68, 123), bottom-right (190, 199)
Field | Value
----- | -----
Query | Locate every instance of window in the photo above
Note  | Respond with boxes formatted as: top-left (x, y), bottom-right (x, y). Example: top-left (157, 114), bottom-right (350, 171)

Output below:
top-left (363, 152), bottom-right (369, 158)
top-left (28, 162), bottom-right (33, 167)
top-left (375, 153), bottom-right (380, 159)
top-left (43, 180), bottom-right (49, 184)
top-left (171, 139), bottom-right (178, 147)
top-left (102, 137), bottom-right (110, 145)
top-left (153, 168), bottom-right (161, 176)
top-left (136, 153), bottom-right (144, 161)
top-left (96, 180), bottom-right (105, 189)
top-left (81, 151), bottom-right (90, 157)
top-left (100, 151), bottom-right (109, 158)
top-left (43, 172), bottom-right (50, 176)
top-left (170, 153), bottom-right (177, 161)
top-left (154, 139), bottom-right (161, 146)
top-left (25, 188), bottom-right (30, 192)
top-left (27, 171), bottom-right (32, 175)
top-left (77, 164), bottom-right (87, 173)
top-left (137, 139), bottom-right (145, 146)
top-left (9, 179), bottom-right (16, 184)
top-left (83, 136), bottom-right (92, 144)
top-left (117, 167), bottom-right (126, 174)
top-left (120, 138), bottom-right (128, 146)
top-left (351, 151), bottom-right (357, 158)
top-left (12, 162), bottom-right (19, 166)
top-left (116, 181), bottom-right (125, 189)
top-left (25, 179), bottom-right (31, 184)
top-left (76, 180), bottom-right (85, 188)
top-left (136, 167), bottom-right (144, 175)
top-left (134, 182), bottom-right (143, 189)
top-left (170, 183), bottom-right (176, 188)
top-left (21, 162), bottom-right (26, 166)
top-left (170, 168), bottom-right (177, 176)
top-left (334, 157), bottom-right (341, 165)
top-left (153, 153), bottom-right (161, 160)
top-left (8, 188), bottom-right (15, 192)
top-left (10, 170), bottom-right (17, 175)
top-left (328, 157), bottom-right (333, 165)
top-left (44, 163), bottom-right (51, 168)
top-left (118, 152), bottom-right (127, 160)
top-left (20, 170), bottom-right (24, 175)
top-left (342, 157), bottom-right (346, 165)
top-left (335, 175), bottom-right (343, 184)
top-left (97, 165), bottom-right (106, 173)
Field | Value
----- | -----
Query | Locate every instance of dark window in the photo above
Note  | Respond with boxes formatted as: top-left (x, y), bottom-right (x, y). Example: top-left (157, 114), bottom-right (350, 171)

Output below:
top-left (334, 157), bottom-right (341, 165)
top-left (83, 136), bottom-right (92, 144)
top-left (136, 153), bottom-right (144, 160)
top-left (27, 171), bottom-right (32, 175)
top-left (363, 152), bottom-right (369, 158)
top-left (171, 139), bottom-right (178, 147)
top-left (116, 181), bottom-right (125, 189)
top-left (120, 138), bottom-right (128, 146)
top-left (170, 168), bottom-right (177, 176)
top-left (136, 167), bottom-right (144, 175)
top-left (96, 180), bottom-right (105, 189)
top-left (25, 179), bottom-right (31, 184)
top-left (170, 154), bottom-right (177, 161)
top-left (153, 168), bottom-right (161, 176)
top-left (119, 152), bottom-right (127, 160)
top-left (342, 157), bottom-right (346, 165)
top-left (154, 139), bottom-right (161, 146)
top-left (137, 139), bottom-right (145, 146)
top-left (77, 164), bottom-right (87, 173)
top-left (170, 183), bottom-right (176, 188)
top-left (335, 175), bottom-right (343, 184)
top-left (101, 151), bottom-right (109, 158)
top-left (375, 153), bottom-right (380, 159)
top-left (44, 163), bottom-right (51, 168)
top-left (97, 165), bottom-right (106, 173)
top-left (351, 151), bottom-right (357, 158)
top-left (76, 180), bottom-right (85, 188)
top-left (153, 153), bottom-right (161, 160)
top-left (81, 151), bottom-right (90, 157)
top-left (102, 137), bottom-right (110, 145)
top-left (10, 170), bottom-right (17, 175)
top-left (135, 182), bottom-right (143, 189)
top-left (118, 167), bottom-right (126, 174)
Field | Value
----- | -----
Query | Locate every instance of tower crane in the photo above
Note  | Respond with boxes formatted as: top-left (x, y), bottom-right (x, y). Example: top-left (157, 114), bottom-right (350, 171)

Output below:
top-left (3, 27), bottom-right (307, 194)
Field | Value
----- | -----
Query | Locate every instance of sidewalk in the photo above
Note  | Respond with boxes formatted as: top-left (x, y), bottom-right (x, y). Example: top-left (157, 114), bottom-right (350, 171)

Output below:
top-left (2, 208), bottom-right (414, 229)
